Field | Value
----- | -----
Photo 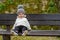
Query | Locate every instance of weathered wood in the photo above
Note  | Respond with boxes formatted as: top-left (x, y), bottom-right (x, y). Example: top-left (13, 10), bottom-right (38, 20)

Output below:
top-left (2, 35), bottom-right (11, 40)
top-left (0, 31), bottom-right (11, 35)
top-left (6, 25), bottom-right (11, 31)
top-left (0, 14), bottom-right (60, 40)
top-left (1, 14), bottom-right (60, 26)
top-left (1, 21), bottom-right (60, 25)
top-left (27, 30), bottom-right (60, 36)
top-left (0, 14), bottom-right (60, 21)
top-left (0, 31), bottom-right (11, 40)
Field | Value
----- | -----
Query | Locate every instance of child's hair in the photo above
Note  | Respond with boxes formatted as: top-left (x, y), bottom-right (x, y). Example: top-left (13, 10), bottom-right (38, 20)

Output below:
top-left (17, 5), bottom-right (25, 14)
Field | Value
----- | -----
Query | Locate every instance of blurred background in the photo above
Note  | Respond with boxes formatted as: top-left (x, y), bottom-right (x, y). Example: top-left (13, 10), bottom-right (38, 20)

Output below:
top-left (0, 0), bottom-right (60, 14)
top-left (0, 0), bottom-right (60, 30)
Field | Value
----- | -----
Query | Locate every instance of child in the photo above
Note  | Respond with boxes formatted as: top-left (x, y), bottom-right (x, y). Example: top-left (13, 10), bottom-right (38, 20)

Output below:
top-left (11, 5), bottom-right (31, 36)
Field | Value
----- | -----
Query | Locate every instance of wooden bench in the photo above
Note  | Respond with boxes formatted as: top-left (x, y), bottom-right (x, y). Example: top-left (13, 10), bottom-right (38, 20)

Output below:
top-left (0, 14), bottom-right (60, 40)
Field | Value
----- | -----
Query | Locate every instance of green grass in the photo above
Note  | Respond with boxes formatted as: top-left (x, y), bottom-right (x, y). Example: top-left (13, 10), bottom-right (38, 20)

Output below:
top-left (0, 36), bottom-right (2, 40)
top-left (11, 36), bottom-right (60, 40)
top-left (0, 36), bottom-right (60, 40)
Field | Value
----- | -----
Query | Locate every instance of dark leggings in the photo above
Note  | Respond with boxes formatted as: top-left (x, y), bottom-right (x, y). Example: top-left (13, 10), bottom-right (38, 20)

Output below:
top-left (13, 25), bottom-right (27, 34)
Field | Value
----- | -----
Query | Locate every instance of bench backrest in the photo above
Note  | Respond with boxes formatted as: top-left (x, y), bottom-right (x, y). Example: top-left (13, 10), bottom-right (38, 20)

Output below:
top-left (0, 14), bottom-right (60, 40)
top-left (0, 14), bottom-right (60, 26)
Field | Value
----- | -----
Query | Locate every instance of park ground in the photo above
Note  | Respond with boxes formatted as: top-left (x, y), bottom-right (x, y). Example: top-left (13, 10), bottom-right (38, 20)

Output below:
top-left (0, 36), bottom-right (60, 40)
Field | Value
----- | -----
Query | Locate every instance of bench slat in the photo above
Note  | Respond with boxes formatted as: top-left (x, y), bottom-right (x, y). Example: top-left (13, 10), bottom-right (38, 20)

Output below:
top-left (27, 14), bottom-right (60, 21)
top-left (0, 21), bottom-right (60, 25)
top-left (0, 32), bottom-right (11, 35)
top-left (0, 14), bottom-right (60, 21)
top-left (0, 30), bottom-right (11, 35)
top-left (0, 30), bottom-right (60, 36)
top-left (27, 30), bottom-right (60, 36)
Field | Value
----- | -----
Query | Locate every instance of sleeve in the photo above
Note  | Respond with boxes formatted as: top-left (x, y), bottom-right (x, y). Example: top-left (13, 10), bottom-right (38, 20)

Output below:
top-left (12, 19), bottom-right (17, 30)
top-left (25, 18), bottom-right (31, 30)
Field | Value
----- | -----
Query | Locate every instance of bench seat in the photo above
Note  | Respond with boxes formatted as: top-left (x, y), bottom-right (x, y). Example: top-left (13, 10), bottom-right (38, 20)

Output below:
top-left (27, 30), bottom-right (60, 36)
top-left (0, 30), bottom-right (11, 35)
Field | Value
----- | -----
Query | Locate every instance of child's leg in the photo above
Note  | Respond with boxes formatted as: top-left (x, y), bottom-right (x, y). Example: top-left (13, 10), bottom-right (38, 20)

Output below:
top-left (15, 26), bottom-right (28, 36)
top-left (18, 26), bottom-right (22, 35)
top-left (13, 26), bottom-right (20, 35)
top-left (22, 27), bottom-right (28, 36)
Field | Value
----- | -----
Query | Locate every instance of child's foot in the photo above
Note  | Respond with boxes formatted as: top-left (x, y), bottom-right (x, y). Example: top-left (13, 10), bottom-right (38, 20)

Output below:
top-left (13, 32), bottom-right (18, 35)
top-left (22, 30), bottom-right (28, 36)
top-left (11, 31), bottom-right (18, 35)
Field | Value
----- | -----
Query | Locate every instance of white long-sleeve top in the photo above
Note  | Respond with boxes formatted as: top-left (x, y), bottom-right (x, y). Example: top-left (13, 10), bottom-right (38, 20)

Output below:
top-left (12, 17), bottom-right (31, 30)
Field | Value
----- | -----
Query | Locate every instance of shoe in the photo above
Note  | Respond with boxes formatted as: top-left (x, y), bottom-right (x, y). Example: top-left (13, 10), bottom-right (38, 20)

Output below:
top-left (11, 30), bottom-right (18, 35)
top-left (22, 30), bottom-right (28, 36)
top-left (13, 32), bottom-right (18, 35)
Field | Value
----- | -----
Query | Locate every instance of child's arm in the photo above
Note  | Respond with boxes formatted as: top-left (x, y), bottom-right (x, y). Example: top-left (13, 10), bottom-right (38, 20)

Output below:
top-left (25, 18), bottom-right (31, 30)
top-left (12, 19), bottom-right (17, 30)
top-left (11, 19), bottom-right (17, 33)
top-left (12, 23), bottom-right (16, 30)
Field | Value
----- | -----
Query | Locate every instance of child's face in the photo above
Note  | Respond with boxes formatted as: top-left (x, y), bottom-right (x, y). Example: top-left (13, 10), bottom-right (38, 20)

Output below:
top-left (18, 13), bottom-right (25, 18)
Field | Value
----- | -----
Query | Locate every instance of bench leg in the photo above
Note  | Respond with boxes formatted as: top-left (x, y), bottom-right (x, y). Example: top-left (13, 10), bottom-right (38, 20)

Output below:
top-left (2, 35), bottom-right (11, 40)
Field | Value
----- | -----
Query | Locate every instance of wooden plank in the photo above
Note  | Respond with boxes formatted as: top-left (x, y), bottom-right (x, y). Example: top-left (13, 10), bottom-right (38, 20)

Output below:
top-left (27, 30), bottom-right (60, 36)
top-left (0, 21), bottom-right (14, 25)
top-left (0, 14), bottom-right (60, 21)
top-left (29, 21), bottom-right (60, 25)
top-left (0, 14), bottom-right (17, 21)
top-left (27, 14), bottom-right (60, 21)
top-left (0, 31), bottom-right (11, 35)
top-left (0, 30), bottom-right (60, 36)
top-left (2, 35), bottom-right (11, 40)
top-left (0, 21), bottom-right (60, 25)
